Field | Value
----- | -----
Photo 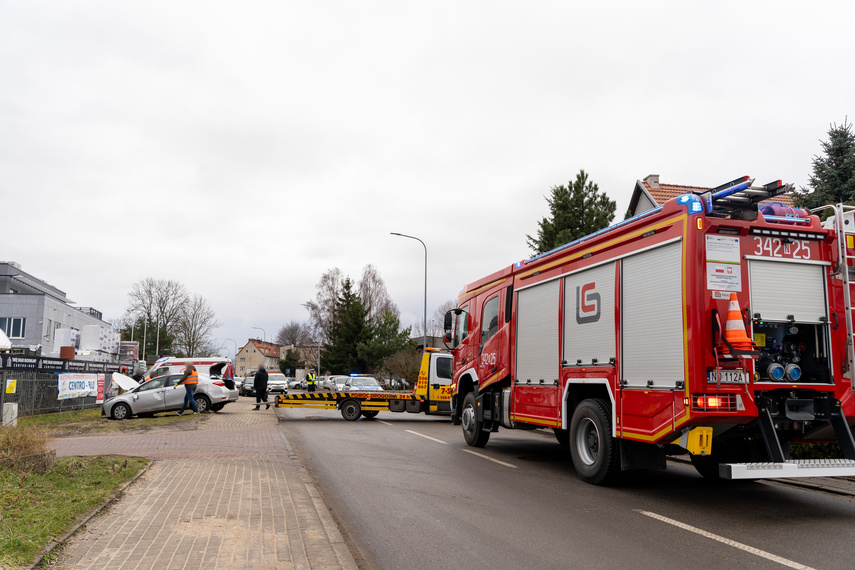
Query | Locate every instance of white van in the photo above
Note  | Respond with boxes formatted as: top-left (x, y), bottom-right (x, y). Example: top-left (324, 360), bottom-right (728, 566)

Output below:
top-left (144, 357), bottom-right (234, 381)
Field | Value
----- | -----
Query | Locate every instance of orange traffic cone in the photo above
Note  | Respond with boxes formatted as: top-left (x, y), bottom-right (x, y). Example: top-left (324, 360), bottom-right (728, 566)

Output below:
top-left (723, 293), bottom-right (754, 355)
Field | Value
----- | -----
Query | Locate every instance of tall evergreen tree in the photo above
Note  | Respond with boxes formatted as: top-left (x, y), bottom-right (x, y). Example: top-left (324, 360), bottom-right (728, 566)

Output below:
top-left (357, 310), bottom-right (414, 373)
top-left (526, 170), bottom-right (616, 255)
top-left (794, 118), bottom-right (855, 210)
top-left (321, 278), bottom-right (370, 374)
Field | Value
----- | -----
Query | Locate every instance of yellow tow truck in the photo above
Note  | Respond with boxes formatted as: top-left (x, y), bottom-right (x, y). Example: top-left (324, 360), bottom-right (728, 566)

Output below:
top-left (276, 348), bottom-right (453, 421)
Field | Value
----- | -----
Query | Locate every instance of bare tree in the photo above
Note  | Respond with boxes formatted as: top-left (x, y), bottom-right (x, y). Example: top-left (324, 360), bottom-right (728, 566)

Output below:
top-left (304, 268), bottom-right (343, 343)
top-left (275, 320), bottom-right (313, 346)
top-left (127, 278), bottom-right (188, 333)
top-left (412, 299), bottom-right (456, 338)
top-left (173, 293), bottom-right (222, 356)
top-left (358, 264), bottom-right (399, 324)
top-left (382, 349), bottom-right (422, 386)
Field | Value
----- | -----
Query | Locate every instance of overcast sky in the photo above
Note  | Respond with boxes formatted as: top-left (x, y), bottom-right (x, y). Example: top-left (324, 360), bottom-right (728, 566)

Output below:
top-left (2, 1), bottom-right (853, 358)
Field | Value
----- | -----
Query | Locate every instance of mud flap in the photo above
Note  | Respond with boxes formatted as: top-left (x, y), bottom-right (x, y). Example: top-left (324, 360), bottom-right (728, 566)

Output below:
top-left (620, 439), bottom-right (666, 471)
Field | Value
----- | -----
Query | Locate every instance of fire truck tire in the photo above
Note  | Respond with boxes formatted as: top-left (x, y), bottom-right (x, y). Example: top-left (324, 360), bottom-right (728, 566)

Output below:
top-left (460, 392), bottom-right (490, 447)
top-left (361, 411), bottom-right (379, 419)
top-left (569, 399), bottom-right (619, 485)
top-left (461, 392), bottom-right (490, 447)
top-left (341, 399), bottom-right (362, 421)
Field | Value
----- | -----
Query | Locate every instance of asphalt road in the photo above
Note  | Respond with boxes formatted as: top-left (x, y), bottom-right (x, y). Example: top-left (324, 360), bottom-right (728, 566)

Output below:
top-left (279, 408), bottom-right (855, 570)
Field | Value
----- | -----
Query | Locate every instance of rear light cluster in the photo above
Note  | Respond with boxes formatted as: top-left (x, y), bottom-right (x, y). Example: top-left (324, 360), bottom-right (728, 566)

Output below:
top-left (691, 393), bottom-right (738, 411)
top-left (213, 381), bottom-right (225, 387)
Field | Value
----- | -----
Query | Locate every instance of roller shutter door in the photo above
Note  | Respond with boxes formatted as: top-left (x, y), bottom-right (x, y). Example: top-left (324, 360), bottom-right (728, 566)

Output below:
top-left (621, 241), bottom-right (684, 388)
top-left (748, 259), bottom-right (827, 323)
top-left (563, 262), bottom-right (616, 366)
top-left (515, 280), bottom-right (560, 383)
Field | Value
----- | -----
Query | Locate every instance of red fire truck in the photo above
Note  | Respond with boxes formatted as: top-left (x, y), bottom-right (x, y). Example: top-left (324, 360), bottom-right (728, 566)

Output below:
top-left (444, 176), bottom-right (855, 484)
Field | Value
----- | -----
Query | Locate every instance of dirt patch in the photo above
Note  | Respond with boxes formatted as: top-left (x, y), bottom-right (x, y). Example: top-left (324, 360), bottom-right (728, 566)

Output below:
top-left (51, 413), bottom-right (212, 438)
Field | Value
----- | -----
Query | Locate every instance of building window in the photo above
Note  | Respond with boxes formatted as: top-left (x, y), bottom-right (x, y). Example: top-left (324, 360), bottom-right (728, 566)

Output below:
top-left (0, 317), bottom-right (26, 339)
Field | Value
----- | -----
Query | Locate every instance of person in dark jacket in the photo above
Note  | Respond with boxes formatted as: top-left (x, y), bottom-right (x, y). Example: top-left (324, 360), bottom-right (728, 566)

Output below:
top-left (253, 364), bottom-right (269, 410)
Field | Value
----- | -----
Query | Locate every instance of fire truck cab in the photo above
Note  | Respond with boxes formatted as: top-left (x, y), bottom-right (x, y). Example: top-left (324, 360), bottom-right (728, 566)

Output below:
top-left (445, 176), bottom-right (855, 484)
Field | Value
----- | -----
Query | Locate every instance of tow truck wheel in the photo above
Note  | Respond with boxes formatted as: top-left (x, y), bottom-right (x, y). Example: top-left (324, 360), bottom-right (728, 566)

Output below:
top-left (461, 392), bottom-right (490, 447)
top-left (569, 398), bottom-right (619, 485)
top-left (361, 411), bottom-right (379, 419)
top-left (341, 399), bottom-right (362, 421)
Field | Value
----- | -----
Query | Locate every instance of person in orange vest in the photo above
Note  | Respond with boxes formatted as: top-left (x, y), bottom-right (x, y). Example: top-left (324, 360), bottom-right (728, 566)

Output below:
top-left (174, 364), bottom-right (200, 415)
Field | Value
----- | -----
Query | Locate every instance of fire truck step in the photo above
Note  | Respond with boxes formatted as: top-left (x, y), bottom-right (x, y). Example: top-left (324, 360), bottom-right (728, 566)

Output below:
top-left (720, 459), bottom-right (855, 479)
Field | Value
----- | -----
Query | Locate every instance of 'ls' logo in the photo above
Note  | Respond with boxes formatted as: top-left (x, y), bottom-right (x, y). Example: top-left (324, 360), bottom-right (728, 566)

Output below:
top-left (576, 283), bottom-right (600, 324)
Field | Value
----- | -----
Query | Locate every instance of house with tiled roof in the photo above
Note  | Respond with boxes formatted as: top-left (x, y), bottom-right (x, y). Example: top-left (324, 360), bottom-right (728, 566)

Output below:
top-left (236, 338), bottom-right (282, 376)
top-left (628, 174), bottom-right (796, 218)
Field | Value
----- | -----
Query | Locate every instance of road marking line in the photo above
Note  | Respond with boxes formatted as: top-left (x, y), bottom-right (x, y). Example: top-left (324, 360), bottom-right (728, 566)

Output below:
top-left (405, 430), bottom-right (447, 444)
top-left (462, 449), bottom-right (517, 468)
top-left (378, 421), bottom-right (394, 426)
top-left (635, 510), bottom-right (815, 570)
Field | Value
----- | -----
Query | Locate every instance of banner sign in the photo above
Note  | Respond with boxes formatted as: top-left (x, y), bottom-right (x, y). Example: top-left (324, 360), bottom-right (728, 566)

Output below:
top-left (39, 358), bottom-right (67, 372)
top-left (96, 374), bottom-right (105, 404)
top-left (2, 355), bottom-right (38, 370)
top-left (57, 373), bottom-right (99, 400)
top-left (67, 360), bottom-right (88, 373)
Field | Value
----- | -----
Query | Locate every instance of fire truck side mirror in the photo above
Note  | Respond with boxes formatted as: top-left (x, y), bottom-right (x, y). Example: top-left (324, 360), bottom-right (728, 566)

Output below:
top-left (443, 311), bottom-right (454, 343)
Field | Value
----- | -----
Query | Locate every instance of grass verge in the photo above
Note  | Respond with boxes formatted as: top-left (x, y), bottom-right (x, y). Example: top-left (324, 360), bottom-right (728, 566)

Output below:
top-left (20, 407), bottom-right (201, 437)
top-left (0, 455), bottom-right (149, 569)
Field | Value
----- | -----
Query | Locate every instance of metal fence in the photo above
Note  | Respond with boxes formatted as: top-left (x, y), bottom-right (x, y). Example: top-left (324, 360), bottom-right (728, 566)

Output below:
top-left (1, 370), bottom-right (101, 417)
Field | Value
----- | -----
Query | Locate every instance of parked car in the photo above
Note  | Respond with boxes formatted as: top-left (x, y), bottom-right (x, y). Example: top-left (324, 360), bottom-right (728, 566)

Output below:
top-left (287, 378), bottom-right (302, 390)
top-left (342, 376), bottom-right (383, 391)
top-left (102, 373), bottom-right (238, 419)
top-left (240, 375), bottom-right (256, 397)
top-left (267, 373), bottom-right (289, 394)
top-left (328, 376), bottom-right (349, 392)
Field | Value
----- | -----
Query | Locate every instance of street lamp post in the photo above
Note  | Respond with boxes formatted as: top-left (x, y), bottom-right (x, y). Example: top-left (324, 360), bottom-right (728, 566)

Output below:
top-left (391, 232), bottom-right (428, 352)
top-left (251, 327), bottom-right (266, 343)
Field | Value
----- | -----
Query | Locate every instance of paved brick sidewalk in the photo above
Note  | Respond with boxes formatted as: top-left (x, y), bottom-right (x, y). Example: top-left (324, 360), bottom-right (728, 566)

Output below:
top-left (50, 399), bottom-right (357, 569)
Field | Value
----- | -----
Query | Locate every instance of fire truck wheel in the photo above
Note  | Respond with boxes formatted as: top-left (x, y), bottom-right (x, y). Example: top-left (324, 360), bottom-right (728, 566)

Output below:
top-left (361, 411), bottom-right (379, 419)
top-left (569, 399), bottom-right (619, 485)
top-left (461, 392), bottom-right (490, 447)
top-left (341, 399), bottom-right (362, 421)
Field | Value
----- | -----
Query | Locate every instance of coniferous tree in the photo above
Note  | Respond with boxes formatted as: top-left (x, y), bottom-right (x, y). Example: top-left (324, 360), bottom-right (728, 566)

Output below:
top-left (526, 170), bottom-right (616, 255)
top-left (321, 278), bottom-right (370, 374)
top-left (794, 119), bottom-right (855, 210)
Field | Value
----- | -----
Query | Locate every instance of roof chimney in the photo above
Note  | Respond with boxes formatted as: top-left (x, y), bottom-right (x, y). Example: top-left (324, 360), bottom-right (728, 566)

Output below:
top-left (644, 174), bottom-right (660, 189)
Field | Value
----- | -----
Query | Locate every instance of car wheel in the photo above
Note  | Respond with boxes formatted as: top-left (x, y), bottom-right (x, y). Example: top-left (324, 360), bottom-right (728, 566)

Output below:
top-left (111, 402), bottom-right (132, 420)
top-left (194, 394), bottom-right (211, 413)
top-left (361, 410), bottom-right (379, 419)
top-left (340, 399), bottom-right (361, 421)
top-left (461, 391), bottom-right (490, 447)
top-left (211, 403), bottom-right (225, 412)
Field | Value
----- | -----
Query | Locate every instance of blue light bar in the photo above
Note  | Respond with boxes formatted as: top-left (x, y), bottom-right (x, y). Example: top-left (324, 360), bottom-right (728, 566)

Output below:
top-left (763, 215), bottom-right (810, 225)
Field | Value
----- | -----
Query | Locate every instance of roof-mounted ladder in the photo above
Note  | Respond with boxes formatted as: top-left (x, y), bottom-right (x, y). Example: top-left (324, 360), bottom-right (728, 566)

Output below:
top-left (696, 176), bottom-right (795, 218)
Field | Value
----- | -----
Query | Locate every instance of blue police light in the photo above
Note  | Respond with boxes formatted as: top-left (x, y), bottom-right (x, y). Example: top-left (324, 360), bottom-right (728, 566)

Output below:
top-left (676, 194), bottom-right (704, 215)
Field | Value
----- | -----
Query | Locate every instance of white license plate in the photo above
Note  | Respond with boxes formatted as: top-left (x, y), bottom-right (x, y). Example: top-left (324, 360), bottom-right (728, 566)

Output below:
top-left (707, 370), bottom-right (748, 384)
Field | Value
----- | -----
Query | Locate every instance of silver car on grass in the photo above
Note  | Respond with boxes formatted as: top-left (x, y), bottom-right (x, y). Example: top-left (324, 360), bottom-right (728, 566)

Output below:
top-left (102, 373), bottom-right (239, 419)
